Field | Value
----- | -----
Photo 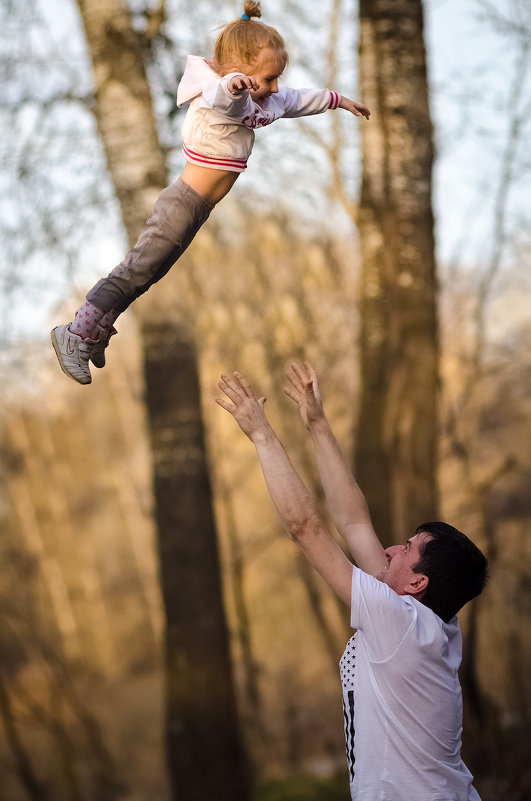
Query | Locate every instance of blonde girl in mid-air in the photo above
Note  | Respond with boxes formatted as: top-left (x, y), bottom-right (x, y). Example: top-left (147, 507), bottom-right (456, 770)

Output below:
top-left (51, 1), bottom-right (370, 384)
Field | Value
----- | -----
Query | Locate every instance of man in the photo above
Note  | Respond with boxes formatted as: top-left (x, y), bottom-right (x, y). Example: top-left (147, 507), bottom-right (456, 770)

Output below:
top-left (216, 362), bottom-right (488, 801)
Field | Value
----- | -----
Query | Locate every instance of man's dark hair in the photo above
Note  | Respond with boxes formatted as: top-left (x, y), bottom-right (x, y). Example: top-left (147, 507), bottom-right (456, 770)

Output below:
top-left (412, 522), bottom-right (488, 622)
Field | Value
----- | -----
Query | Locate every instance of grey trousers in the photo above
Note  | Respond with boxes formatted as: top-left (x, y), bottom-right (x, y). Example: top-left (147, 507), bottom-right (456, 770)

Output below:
top-left (87, 177), bottom-right (215, 313)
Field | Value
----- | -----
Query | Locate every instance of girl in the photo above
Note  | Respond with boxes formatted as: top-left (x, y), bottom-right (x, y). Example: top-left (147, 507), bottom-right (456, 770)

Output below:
top-left (51, 1), bottom-right (370, 384)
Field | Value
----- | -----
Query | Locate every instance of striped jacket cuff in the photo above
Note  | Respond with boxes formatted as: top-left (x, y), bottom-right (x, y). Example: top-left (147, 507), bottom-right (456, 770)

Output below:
top-left (328, 91), bottom-right (341, 110)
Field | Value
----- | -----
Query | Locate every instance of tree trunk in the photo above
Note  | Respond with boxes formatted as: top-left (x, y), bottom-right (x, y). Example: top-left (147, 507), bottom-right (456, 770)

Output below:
top-left (5, 412), bottom-right (82, 661)
top-left (75, 0), bottom-right (167, 241)
top-left (355, 0), bottom-right (439, 545)
top-left (0, 674), bottom-right (49, 801)
top-left (74, 1), bottom-right (249, 797)
top-left (143, 322), bottom-right (249, 800)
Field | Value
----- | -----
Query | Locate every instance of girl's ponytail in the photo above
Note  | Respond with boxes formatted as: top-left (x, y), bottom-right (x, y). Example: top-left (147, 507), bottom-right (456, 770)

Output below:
top-left (214, 2), bottom-right (288, 75)
top-left (242, 1), bottom-right (262, 19)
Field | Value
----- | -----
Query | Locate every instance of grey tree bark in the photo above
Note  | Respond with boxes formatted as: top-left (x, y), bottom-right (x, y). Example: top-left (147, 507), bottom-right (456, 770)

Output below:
top-left (356, 0), bottom-right (439, 545)
top-left (74, 1), bottom-right (249, 797)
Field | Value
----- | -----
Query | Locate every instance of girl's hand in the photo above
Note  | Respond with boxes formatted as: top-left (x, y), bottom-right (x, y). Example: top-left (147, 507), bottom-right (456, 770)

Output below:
top-left (339, 96), bottom-right (371, 119)
top-left (284, 361), bottom-right (325, 430)
top-left (227, 74), bottom-right (259, 95)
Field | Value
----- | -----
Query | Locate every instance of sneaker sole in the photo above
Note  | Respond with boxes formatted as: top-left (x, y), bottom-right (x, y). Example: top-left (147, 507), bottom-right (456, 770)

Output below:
top-left (50, 327), bottom-right (92, 385)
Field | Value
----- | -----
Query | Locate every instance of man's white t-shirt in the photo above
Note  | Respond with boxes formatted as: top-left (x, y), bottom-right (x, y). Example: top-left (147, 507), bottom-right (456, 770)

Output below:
top-left (340, 566), bottom-right (481, 801)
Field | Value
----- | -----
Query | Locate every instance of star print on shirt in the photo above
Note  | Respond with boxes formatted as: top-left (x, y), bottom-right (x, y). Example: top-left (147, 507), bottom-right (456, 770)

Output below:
top-left (340, 633), bottom-right (357, 782)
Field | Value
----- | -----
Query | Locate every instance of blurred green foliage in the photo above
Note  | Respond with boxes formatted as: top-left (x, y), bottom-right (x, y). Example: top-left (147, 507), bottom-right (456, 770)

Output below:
top-left (254, 774), bottom-right (350, 801)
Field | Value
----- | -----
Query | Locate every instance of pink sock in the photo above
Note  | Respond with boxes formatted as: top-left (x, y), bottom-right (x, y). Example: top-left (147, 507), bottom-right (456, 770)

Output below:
top-left (69, 301), bottom-right (106, 340)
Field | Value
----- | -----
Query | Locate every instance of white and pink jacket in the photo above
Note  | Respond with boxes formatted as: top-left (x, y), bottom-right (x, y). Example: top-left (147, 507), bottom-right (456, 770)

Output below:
top-left (176, 55), bottom-right (341, 172)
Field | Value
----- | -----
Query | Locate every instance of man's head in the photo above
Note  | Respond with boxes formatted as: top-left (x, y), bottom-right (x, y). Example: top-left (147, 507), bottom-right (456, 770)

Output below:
top-left (377, 530), bottom-right (432, 601)
top-left (411, 522), bottom-right (488, 622)
top-left (377, 522), bottom-right (488, 622)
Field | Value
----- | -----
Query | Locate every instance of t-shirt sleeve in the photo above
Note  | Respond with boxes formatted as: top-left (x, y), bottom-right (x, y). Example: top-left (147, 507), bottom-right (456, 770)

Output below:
top-left (350, 566), bottom-right (417, 661)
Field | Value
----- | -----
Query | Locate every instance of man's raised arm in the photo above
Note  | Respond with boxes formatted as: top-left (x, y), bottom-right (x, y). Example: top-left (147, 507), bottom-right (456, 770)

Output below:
top-left (216, 371), bottom-right (354, 606)
top-left (284, 362), bottom-right (387, 577)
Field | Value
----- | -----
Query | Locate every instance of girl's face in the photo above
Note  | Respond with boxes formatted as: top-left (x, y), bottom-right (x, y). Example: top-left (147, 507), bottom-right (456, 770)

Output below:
top-left (242, 47), bottom-right (286, 104)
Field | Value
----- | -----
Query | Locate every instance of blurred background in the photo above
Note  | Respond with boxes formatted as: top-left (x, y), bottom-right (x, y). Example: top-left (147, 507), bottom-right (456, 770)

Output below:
top-left (1, 0), bottom-right (530, 799)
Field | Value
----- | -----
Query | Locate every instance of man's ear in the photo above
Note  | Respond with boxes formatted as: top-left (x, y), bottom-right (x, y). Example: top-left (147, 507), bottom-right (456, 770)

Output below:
top-left (407, 573), bottom-right (429, 599)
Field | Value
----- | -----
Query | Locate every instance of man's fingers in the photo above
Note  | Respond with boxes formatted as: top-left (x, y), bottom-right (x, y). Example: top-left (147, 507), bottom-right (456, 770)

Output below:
top-left (290, 361), bottom-right (320, 401)
top-left (285, 372), bottom-right (306, 403)
top-left (284, 384), bottom-right (299, 404)
top-left (218, 374), bottom-right (243, 404)
top-left (290, 360), bottom-right (307, 380)
top-left (304, 362), bottom-right (321, 401)
top-left (304, 361), bottom-right (317, 381)
top-left (286, 361), bottom-right (309, 389)
top-left (284, 367), bottom-right (301, 393)
top-left (215, 397), bottom-right (236, 414)
top-left (233, 371), bottom-right (255, 398)
top-left (219, 371), bottom-right (260, 404)
top-left (286, 361), bottom-right (322, 406)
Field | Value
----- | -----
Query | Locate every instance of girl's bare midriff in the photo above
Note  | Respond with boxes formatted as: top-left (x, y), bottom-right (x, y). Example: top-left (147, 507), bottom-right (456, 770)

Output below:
top-left (182, 162), bottom-right (240, 205)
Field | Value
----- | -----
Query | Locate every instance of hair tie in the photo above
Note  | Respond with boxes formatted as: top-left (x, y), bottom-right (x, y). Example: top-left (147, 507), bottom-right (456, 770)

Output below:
top-left (241, 13), bottom-right (250, 19)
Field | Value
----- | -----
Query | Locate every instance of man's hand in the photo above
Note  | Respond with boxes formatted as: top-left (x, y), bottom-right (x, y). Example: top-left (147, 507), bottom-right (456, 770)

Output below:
top-left (227, 74), bottom-right (258, 95)
top-left (216, 371), bottom-right (268, 440)
top-left (338, 96), bottom-right (371, 119)
top-left (216, 369), bottom-right (354, 606)
top-left (284, 361), bottom-right (325, 430)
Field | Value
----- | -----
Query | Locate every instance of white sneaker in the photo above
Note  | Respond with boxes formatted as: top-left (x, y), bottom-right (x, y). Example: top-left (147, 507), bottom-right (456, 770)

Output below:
top-left (90, 325), bottom-right (117, 369)
top-left (51, 324), bottom-right (97, 385)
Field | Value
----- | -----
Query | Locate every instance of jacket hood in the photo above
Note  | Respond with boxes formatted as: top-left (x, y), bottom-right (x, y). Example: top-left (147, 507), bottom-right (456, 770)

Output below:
top-left (177, 55), bottom-right (220, 107)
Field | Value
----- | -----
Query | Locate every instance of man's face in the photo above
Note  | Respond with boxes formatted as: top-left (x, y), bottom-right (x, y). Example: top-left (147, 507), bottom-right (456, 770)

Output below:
top-left (376, 531), bottom-right (432, 597)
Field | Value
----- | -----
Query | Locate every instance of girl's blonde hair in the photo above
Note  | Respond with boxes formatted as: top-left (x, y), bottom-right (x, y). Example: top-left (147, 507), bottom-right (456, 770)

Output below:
top-left (214, 2), bottom-right (288, 75)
